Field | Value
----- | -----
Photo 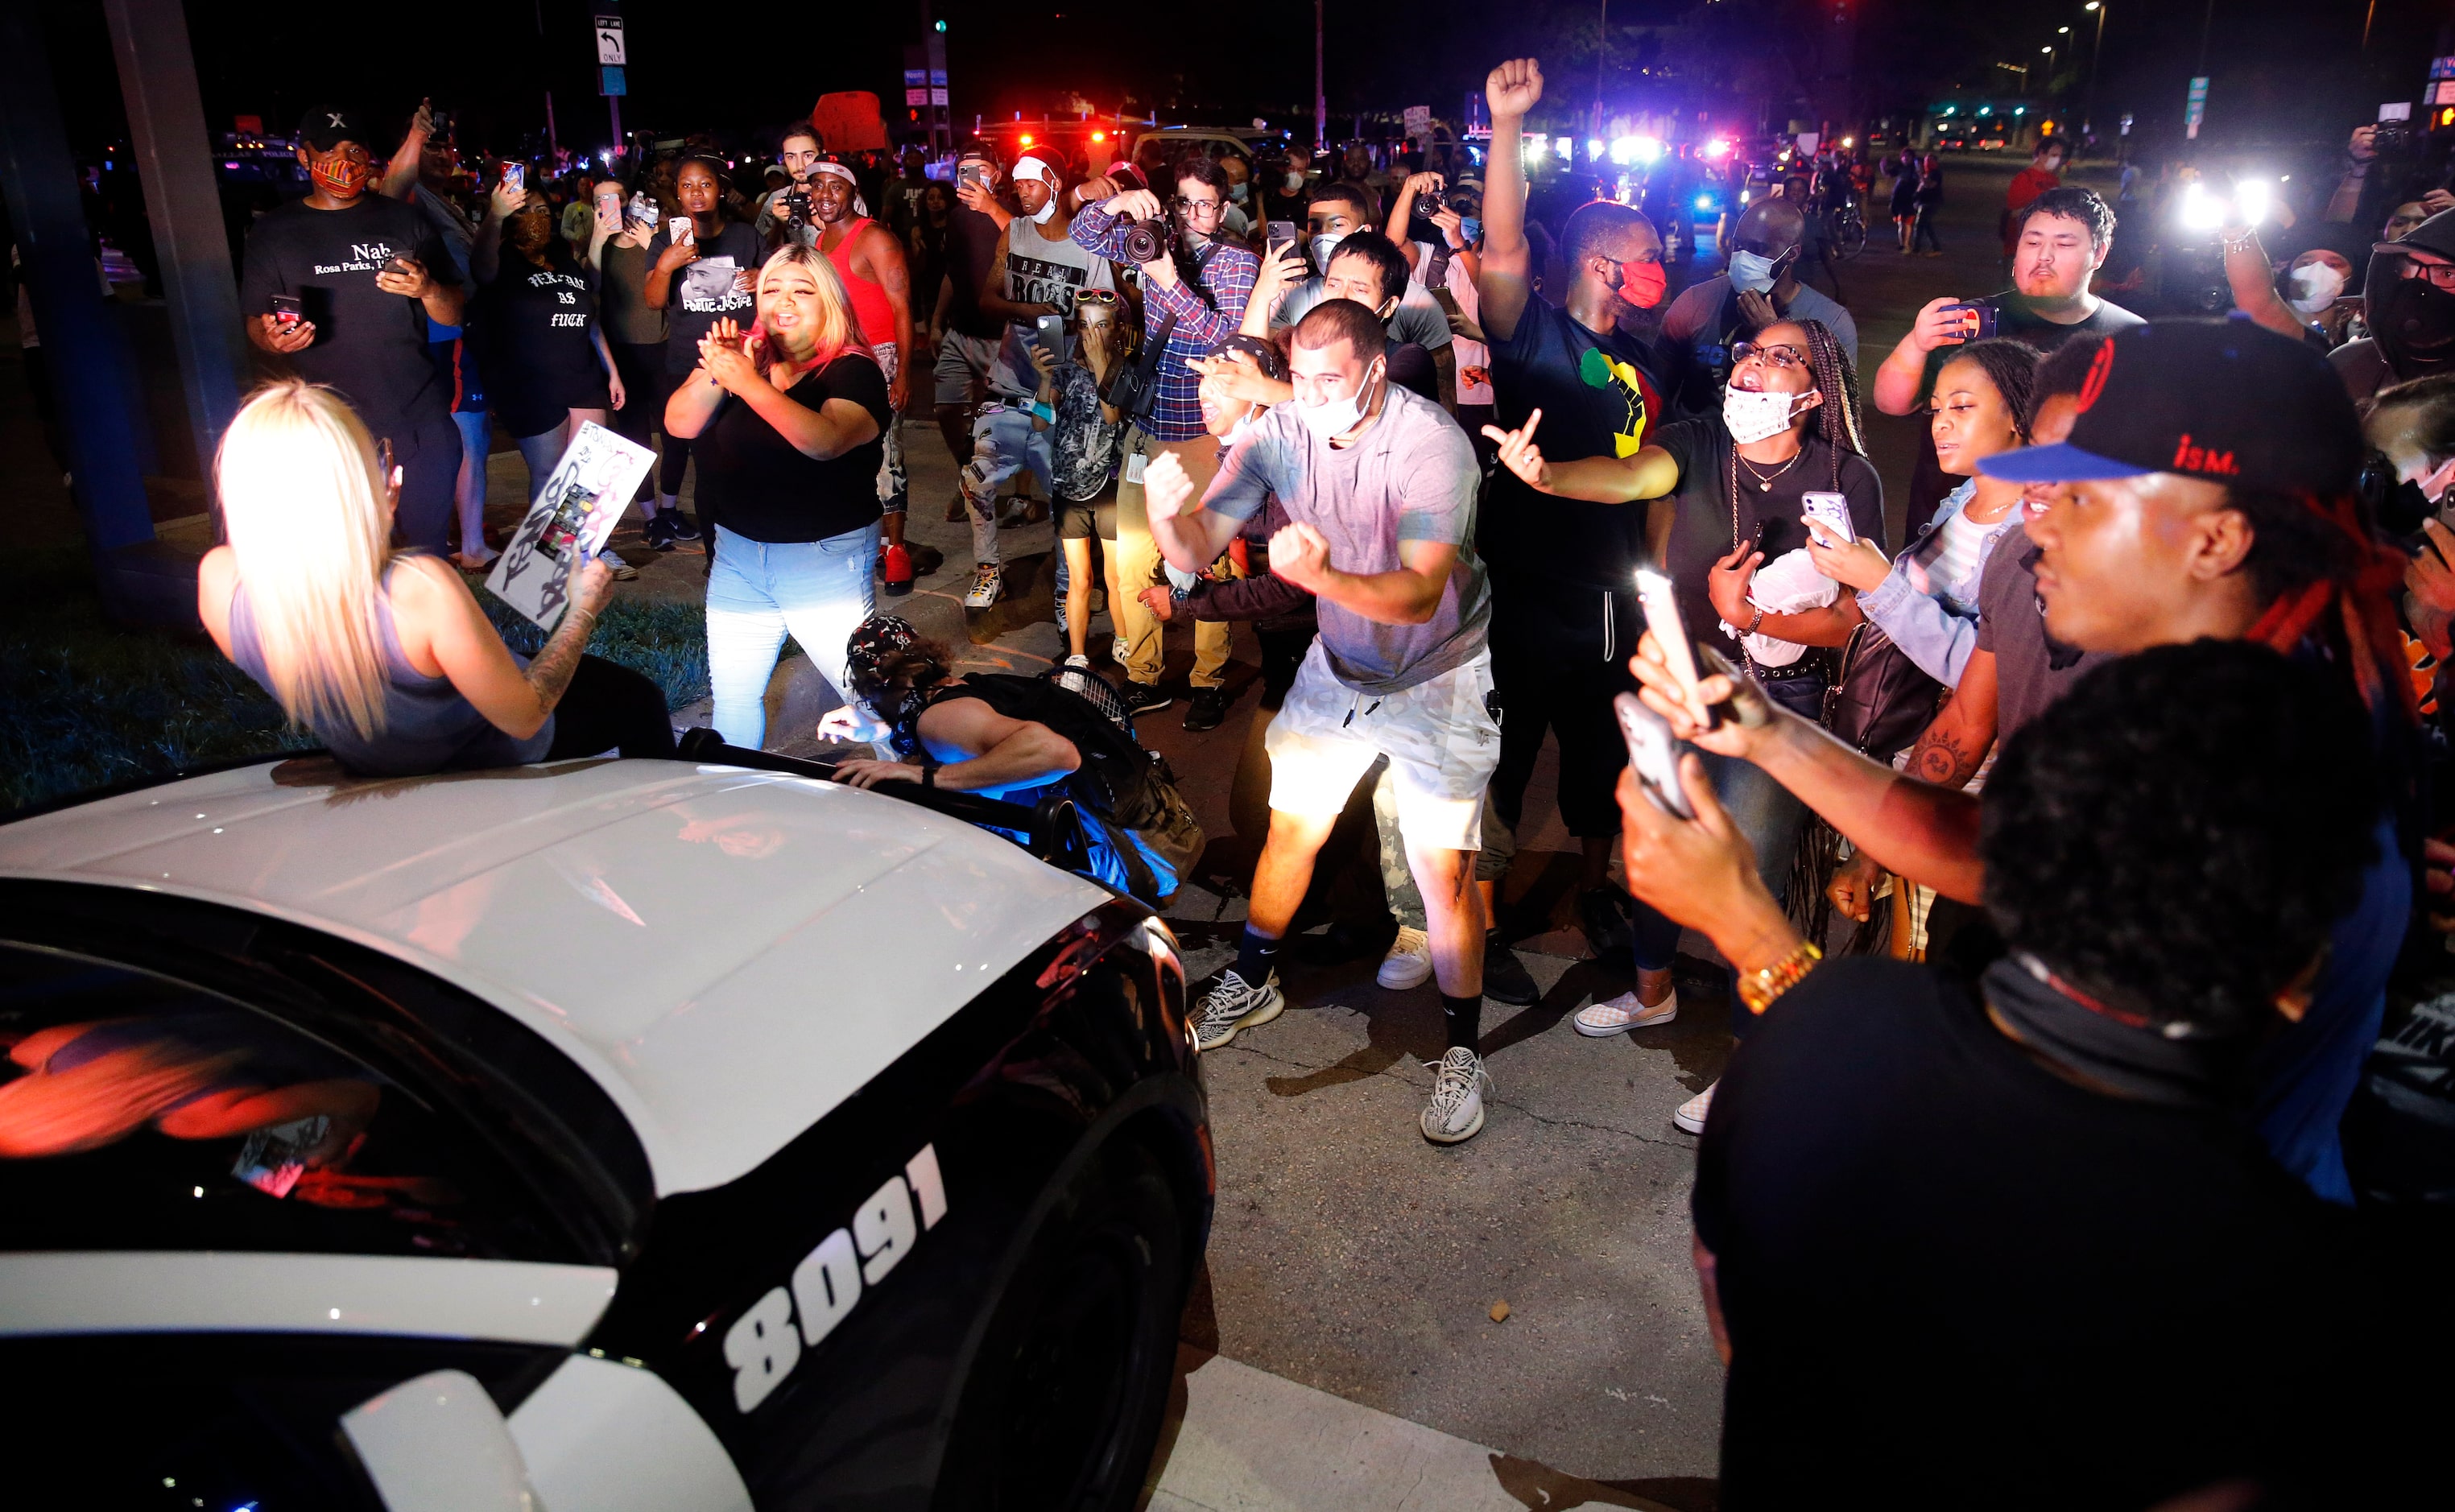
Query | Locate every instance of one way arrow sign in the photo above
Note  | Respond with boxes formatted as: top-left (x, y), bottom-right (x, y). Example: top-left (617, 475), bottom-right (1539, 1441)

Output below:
top-left (594, 15), bottom-right (626, 65)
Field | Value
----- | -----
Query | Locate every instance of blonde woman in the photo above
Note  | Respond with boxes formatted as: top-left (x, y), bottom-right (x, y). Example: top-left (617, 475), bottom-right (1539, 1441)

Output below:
top-left (199, 381), bottom-right (676, 775)
top-left (665, 243), bottom-right (891, 747)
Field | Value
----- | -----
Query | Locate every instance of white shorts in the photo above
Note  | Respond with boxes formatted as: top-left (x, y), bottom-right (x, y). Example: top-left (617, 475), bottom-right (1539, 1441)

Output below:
top-left (1265, 642), bottom-right (1500, 852)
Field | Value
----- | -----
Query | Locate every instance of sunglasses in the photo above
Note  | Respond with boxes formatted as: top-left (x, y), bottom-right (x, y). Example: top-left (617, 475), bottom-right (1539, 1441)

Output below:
top-left (1074, 288), bottom-right (1122, 306)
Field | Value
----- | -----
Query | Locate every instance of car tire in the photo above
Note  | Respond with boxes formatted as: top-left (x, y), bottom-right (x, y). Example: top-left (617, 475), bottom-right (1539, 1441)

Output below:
top-left (933, 1139), bottom-right (1187, 1512)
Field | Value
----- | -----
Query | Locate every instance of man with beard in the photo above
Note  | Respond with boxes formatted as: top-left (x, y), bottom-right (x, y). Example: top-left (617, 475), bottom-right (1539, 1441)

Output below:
top-left (241, 105), bottom-right (467, 552)
top-left (1869, 184), bottom-right (2141, 537)
top-left (1656, 196), bottom-right (1858, 417)
top-left (2332, 208), bottom-right (2455, 413)
top-left (808, 156), bottom-right (918, 589)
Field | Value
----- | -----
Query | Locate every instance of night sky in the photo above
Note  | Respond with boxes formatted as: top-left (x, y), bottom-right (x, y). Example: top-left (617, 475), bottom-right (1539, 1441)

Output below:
top-left (31, 0), bottom-right (2455, 163)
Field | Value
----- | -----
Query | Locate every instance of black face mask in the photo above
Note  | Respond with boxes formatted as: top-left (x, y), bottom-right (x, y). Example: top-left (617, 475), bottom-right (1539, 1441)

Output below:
top-left (2368, 254), bottom-right (2455, 377)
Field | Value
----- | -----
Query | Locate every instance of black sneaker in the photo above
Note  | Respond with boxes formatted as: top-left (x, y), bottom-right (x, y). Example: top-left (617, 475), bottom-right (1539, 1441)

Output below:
top-left (664, 513), bottom-right (702, 542)
top-left (1482, 932), bottom-right (1540, 1006)
top-left (1118, 680), bottom-right (1173, 716)
top-left (1184, 684), bottom-right (1232, 732)
top-left (1577, 886), bottom-right (1634, 958)
top-left (643, 514), bottom-right (678, 552)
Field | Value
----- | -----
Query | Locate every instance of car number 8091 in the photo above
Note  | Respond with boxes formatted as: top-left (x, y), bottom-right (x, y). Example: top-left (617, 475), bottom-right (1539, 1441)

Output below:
top-left (723, 1143), bottom-right (949, 1412)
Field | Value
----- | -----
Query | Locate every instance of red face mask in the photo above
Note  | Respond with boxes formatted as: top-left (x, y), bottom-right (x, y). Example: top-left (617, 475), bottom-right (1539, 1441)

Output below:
top-left (1610, 258), bottom-right (1667, 310)
top-left (310, 146), bottom-right (372, 200)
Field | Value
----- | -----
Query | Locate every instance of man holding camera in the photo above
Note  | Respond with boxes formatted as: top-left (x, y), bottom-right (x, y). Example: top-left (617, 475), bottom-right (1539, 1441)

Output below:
top-left (1070, 155), bottom-right (1259, 717)
top-left (242, 105), bottom-right (467, 553)
top-left (1869, 184), bottom-right (2141, 535)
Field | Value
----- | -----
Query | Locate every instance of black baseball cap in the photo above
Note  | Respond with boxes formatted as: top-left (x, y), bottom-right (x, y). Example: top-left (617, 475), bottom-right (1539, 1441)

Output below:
top-left (298, 105), bottom-right (370, 154)
top-left (1981, 318), bottom-right (2363, 494)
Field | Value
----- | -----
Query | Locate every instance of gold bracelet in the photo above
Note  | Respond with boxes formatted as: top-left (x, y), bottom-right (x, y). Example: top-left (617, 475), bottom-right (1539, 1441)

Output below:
top-left (1736, 939), bottom-right (1822, 1016)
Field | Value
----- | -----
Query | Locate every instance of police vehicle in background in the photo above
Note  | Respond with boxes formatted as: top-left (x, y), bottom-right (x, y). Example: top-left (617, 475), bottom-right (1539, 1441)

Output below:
top-left (0, 749), bottom-right (1207, 1510)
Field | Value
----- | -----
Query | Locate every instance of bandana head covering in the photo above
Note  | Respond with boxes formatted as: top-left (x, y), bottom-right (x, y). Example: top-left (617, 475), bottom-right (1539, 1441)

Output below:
top-left (1013, 155), bottom-right (1062, 224)
top-left (810, 160), bottom-right (867, 219)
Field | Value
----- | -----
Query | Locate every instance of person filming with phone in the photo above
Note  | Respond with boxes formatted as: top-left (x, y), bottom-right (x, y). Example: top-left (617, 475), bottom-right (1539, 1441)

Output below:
top-left (1868, 185), bottom-right (2142, 537)
top-left (241, 105), bottom-right (469, 554)
top-left (643, 154), bottom-right (762, 541)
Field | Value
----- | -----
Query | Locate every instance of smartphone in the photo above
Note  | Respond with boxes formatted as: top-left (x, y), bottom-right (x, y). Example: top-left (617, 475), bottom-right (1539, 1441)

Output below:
top-left (428, 109), bottom-right (453, 144)
top-left (1614, 693), bottom-right (1695, 820)
top-left (1800, 491), bottom-right (1854, 543)
top-left (268, 292), bottom-right (303, 334)
top-left (1267, 220), bottom-right (1298, 252)
top-left (1635, 567), bottom-right (1717, 730)
top-left (1938, 300), bottom-right (1997, 342)
top-left (1035, 312), bottom-right (1068, 368)
top-left (959, 160), bottom-right (986, 190)
top-left (502, 161), bottom-right (524, 196)
top-left (669, 216), bottom-right (694, 246)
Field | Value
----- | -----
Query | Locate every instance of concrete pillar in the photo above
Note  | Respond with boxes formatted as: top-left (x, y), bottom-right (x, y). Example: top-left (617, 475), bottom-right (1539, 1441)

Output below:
top-left (0, 4), bottom-right (155, 556)
top-left (101, 0), bottom-right (246, 475)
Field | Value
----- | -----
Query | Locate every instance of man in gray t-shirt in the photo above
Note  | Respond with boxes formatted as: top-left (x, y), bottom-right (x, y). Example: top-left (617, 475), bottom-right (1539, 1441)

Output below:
top-left (1144, 298), bottom-right (1504, 1147)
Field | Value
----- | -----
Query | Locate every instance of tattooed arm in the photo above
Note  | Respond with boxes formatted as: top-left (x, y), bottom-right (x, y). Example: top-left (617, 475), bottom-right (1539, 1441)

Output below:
top-left (394, 552), bottom-right (615, 742)
top-left (1906, 650), bottom-right (1999, 791)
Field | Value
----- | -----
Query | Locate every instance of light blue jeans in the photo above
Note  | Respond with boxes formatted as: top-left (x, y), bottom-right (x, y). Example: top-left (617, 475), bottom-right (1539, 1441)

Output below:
top-left (706, 522), bottom-right (880, 748)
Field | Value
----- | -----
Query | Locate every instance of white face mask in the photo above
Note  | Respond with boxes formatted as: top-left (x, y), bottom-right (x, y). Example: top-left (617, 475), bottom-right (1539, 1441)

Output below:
top-left (1723, 384), bottom-right (1804, 444)
top-left (1727, 248), bottom-right (1781, 295)
top-left (2286, 262), bottom-right (2345, 316)
top-left (1296, 361), bottom-right (1383, 437)
top-left (1284, 171), bottom-right (1306, 192)
top-left (1229, 180), bottom-right (1249, 203)
top-left (1308, 233), bottom-right (1345, 272)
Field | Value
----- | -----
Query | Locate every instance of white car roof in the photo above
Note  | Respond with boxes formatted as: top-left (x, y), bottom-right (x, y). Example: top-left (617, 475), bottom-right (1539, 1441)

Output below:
top-left (0, 758), bottom-right (1112, 1195)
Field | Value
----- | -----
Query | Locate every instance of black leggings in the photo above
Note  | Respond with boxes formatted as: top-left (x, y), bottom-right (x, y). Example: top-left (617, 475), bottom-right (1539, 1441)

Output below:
top-left (543, 655), bottom-right (677, 760)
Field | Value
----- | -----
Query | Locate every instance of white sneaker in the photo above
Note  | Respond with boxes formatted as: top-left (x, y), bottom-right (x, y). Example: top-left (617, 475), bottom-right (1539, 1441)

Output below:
top-left (1421, 1047), bottom-right (1494, 1143)
top-left (962, 562), bottom-right (1002, 609)
top-left (1376, 926), bottom-right (1432, 989)
top-left (1192, 969), bottom-right (1283, 1051)
top-left (1672, 1080), bottom-right (1717, 1135)
top-left (1064, 653), bottom-right (1092, 670)
top-left (1573, 988), bottom-right (1680, 1036)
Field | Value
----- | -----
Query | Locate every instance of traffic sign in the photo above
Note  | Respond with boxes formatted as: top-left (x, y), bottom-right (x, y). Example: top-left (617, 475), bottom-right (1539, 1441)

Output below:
top-left (601, 65), bottom-right (626, 97)
top-left (595, 15), bottom-right (626, 65)
top-left (2184, 76), bottom-right (2207, 140)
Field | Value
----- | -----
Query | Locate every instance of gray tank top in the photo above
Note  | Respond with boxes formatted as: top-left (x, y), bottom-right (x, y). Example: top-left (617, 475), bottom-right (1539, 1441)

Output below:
top-left (225, 562), bottom-right (555, 776)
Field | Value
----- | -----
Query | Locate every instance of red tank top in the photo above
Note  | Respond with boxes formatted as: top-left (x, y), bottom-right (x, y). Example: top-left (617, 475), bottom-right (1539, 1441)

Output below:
top-left (825, 217), bottom-right (898, 351)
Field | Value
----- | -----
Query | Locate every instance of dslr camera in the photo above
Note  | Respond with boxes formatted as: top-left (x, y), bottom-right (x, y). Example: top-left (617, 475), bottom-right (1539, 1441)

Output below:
top-left (783, 186), bottom-right (813, 227)
top-left (1118, 214), bottom-right (1167, 266)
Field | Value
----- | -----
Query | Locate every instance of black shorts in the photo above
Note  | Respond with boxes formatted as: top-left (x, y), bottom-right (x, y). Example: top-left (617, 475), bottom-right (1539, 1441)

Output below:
top-left (1056, 483), bottom-right (1118, 542)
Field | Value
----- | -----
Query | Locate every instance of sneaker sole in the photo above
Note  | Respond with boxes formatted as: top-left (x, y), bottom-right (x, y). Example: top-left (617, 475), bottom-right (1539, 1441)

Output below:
top-left (1574, 1002), bottom-right (1679, 1036)
top-left (1421, 1100), bottom-right (1486, 1144)
top-left (1672, 1104), bottom-right (1709, 1134)
top-left (1376, 958), bottom-right (1433, 990)
top-left (1194, 988), bottom-right (1284, 1051)
top-left (1127, 696), bottom-right (1174, 714)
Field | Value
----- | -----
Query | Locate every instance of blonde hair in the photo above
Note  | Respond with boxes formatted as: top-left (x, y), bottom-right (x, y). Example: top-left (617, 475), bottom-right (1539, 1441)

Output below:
top-left (214, 381), bottom-right (397, 741)
top-left (756, 242), bottom-right (867, 368)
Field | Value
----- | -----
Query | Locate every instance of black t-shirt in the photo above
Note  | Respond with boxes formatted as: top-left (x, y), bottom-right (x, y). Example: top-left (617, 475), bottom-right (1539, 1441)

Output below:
top-left (692, 353), bottom-right (892, 543)
top-left (1974, 538), bottom-right (2111, 747)
top-left (1650, 416), bottom-right (1886, 665)
top-left (943, 206), bottom-right (1006, 341)
top-left (239, 196), bottom-right (461, 426)
top-left (1914, 291), bottom-right (2147, 400)
top-left (1695, 960), bottom-right (2368, 1510)
top-left (647, 221), bottom-right (764, 375)
top-left (1479, 292), bottom-right (1669, 591)
top-left (477, 246), bottom-right (608, 437)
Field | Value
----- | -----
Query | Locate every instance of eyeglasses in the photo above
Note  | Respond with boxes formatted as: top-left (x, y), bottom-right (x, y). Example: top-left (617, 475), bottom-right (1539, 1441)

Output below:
top-left (2395, 254), bottom-right (2455, 290)
top-left (1732, 341), bottom-right (1808, 372)
top-left (1176, 196), bottom-right (1223, 216)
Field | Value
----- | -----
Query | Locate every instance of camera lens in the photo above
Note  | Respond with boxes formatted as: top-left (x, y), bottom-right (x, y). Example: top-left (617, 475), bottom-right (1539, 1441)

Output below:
top-left (1121, 217), bottom-right (1164, 265)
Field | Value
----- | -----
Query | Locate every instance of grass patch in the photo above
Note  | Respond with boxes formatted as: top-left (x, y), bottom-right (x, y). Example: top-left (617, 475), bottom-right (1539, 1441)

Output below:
top-left (1, 546), bottom-right (714, 814)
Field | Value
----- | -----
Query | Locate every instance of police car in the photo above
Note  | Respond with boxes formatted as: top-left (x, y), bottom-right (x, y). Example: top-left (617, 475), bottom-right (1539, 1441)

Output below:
top-left (0, 750), bottom-right (1207, 1510)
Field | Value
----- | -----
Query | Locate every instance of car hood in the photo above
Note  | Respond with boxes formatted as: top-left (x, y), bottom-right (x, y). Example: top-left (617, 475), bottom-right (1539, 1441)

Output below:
top-left (0, 758), bottom-right (1113, 1195)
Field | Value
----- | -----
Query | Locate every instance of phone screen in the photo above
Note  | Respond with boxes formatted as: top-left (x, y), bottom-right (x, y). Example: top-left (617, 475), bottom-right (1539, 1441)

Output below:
top-left (502, 163), bottom-right (524, 196)
top-left (1614, 694), bottom-right (1695, 819)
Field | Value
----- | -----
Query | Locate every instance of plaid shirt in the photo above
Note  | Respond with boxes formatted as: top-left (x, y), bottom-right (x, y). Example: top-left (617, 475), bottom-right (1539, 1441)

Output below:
top-left (1070, 205), bottom-right (1258, 442)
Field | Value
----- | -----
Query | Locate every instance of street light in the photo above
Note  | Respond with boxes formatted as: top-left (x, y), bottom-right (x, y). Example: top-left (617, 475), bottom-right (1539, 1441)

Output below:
top-left (2082, 2), bottom-right (2109, 138)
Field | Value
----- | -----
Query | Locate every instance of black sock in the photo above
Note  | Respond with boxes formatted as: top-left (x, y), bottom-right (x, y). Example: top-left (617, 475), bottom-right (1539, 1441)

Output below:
top-left (1233, 927), bottom-right (1282, 987)
top-left (1441, 992), bottom-right (1482, 1053)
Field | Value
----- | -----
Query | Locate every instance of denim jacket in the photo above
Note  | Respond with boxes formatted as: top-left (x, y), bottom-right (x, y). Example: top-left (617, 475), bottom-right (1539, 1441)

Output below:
top-left (1854, 480), bottom-right (2023, 688)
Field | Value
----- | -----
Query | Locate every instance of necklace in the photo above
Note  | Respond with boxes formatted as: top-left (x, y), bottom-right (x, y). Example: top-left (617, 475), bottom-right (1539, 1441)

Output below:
top-left (1735, 448), bottom-right (1802, 492)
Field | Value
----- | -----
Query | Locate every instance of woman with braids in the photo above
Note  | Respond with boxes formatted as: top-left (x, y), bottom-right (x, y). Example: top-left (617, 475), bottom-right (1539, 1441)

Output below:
top-left (1628, 320), bottom-right (2424, 1192)
top-left (1483, 317), bottom-right (1882, 1073)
